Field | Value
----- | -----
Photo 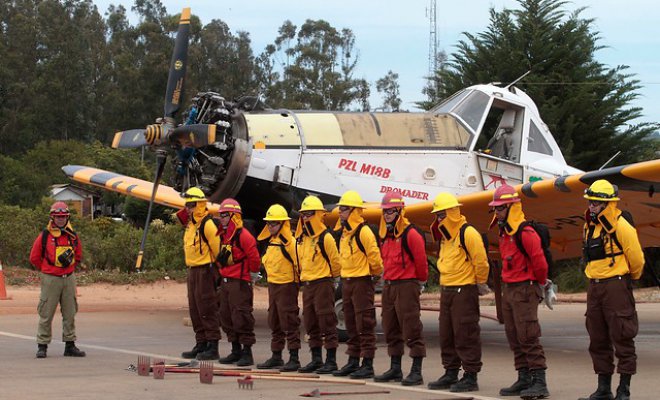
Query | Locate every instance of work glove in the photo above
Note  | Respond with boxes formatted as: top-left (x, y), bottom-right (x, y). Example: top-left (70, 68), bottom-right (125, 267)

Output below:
top-left (418, 280), bottom-right (426, 293)
top-left (477, 283), bottom-right (491, 296)
top-left (250, 271), bottom-right (262, 284)
top-left (371, 274), bottom-right (382, 284)
top-left (333, 277), bottom-right (340, 290)
top-left (543, 279), bottom-right (558, 310)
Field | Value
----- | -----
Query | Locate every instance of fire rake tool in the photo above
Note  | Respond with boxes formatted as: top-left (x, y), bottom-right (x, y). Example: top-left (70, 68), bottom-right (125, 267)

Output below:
top-left (300, 388), bottom-right (391, 397)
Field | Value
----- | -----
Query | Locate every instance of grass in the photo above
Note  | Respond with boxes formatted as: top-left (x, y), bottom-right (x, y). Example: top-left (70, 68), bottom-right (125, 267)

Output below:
top-left (3, 266), bottom-right (187, 286)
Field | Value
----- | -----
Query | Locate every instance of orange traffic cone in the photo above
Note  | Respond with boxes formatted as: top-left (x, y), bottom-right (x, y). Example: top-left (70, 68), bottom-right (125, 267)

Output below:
top-left (0, 260), bottom-right (12, 300)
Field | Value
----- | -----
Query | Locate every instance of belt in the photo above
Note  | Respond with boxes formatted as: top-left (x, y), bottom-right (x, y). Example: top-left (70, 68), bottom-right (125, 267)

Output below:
top-left (301, 277), bottom-right (333, 286)
top-left (502, 280), bottom-right (535, 288)
top-left (384, 279), bottom-right (417, 285)
top-left (441, 284), bottom-right (475, 292)
top-left (52, 272), bottom-right (73, 278)
top-left (341, 275), bottom-right (371, 282)
top-left (221, 277), bottom-right (248, 284)
top-left (590, 275), bottom-right (627, 284)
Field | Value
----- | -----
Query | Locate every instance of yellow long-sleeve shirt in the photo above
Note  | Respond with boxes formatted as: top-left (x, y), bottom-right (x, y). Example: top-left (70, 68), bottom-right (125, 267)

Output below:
top-left (297, 230), bottom-right (342, 281)
top-left (584, 216), bottom-right (644, 280)
top-left (183, 213), bottom-right (220, 267)
top-left (438, 225), bottom-right (489, 286)
top-left (339, 224), bottom-right (383, 278)
top-left (262, 234), bottom-right (298, 284)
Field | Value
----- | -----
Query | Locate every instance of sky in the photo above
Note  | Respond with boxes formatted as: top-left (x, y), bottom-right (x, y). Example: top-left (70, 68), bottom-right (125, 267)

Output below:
top-left (94, 0), bottom-right (660, 126)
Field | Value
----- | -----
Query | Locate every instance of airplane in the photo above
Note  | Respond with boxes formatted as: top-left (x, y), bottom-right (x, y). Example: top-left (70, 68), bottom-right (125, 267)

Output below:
top-left (62, 7), bottom-right (659, 333)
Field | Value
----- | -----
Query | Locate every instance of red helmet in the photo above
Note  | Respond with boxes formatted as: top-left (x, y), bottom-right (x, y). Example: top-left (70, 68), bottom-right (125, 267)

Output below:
top-left (218, 198), bottom-right (242, 214)
top-left (488, 184), bottom-right (521, 207)
top-left (381, 192), bottom-right (405, 209)
top-left (50, 201), bottom-right (70, 217)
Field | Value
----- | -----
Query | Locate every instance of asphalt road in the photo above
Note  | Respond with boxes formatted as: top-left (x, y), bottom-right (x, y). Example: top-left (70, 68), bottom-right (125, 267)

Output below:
top-left (1, 303), bottom-right (659, 399)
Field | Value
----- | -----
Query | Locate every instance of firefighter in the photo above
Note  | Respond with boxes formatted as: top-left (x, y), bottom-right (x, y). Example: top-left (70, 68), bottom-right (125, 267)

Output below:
top-left (295, 195), bottom-right (342, 374)
top-left (427, 193), bottom-right (489, 392)
top-left (373, 192), bottom-right (428, 386)
top-left (29, 201), bottom-right (85, 358)
top-left (256, 204), bottom-right (302, 371)
top-left (579, 180), bottom-right (644, 400)
top-left (489, 184), bottom-right (550, 398)
top-left (332, 191), bottom-right (383, 379)
top-left (216, 198), bottom-right (261, 366)
top-left (175, 187), bottom-right (222, 361)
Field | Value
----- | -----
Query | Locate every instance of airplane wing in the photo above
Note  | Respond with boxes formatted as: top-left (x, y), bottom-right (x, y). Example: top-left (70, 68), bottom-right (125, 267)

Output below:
top-left (361, 159), bottom-right (660, 261)
top-left (61, 165), bottom-right (221, 213)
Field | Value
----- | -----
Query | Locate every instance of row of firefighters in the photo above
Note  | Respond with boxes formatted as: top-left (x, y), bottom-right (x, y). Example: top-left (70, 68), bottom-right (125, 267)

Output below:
top-left (30, 179), bottom-right (644, 400)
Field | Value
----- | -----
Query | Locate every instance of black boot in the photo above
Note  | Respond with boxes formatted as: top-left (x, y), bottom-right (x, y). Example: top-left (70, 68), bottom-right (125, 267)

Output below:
top-left (578, 374), bottom-right (614, 400)
top-left (402, 357), bottom-right (424, 386)
top-left (257, 350), bottom-right (284, 369)
top-left (280, 349), bottom-right (301, 372)
top-left (182, 342), bottom-right (206, 359)
top-left (333, 356), bottom-right (360, 376)
top-left (63, 341), bottom-right (86, 357)
top-left (428, 368), bottom-right (459, 390)
top-left (36, 344), bottom-right (47, 359)
top-left (614, 374), bottom-right (631, 400)
top-left (500, 368), bottom-right (532, 396)
top-left (236, 344), bottom-right (254, 366)
top-left (450, 371), bottom-right (479, 392)
top-left (299, 347), bottom-right (323, 373)
top-left (374, 355), bottom-right (403, 382)
top-left (315, 348), bottom-right (338, 374)
top-left (520, 369), bottom-right (550, 399)
top-left (218, 341), bottom-right (241, 364)
top-left (349, 357), bottom-right (374, 379)
top-left (196, 340), bottom-right (219, 360)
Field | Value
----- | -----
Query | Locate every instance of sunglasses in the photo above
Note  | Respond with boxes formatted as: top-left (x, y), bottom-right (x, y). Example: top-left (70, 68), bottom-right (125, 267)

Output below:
top-left (383, 208), bottom-right (399, 215)
top-left (266, 221), bottom-right (281, 227)
top-left (494, 205), bottom-right (508, 212)
top-left (219, 212), bottom-right (231, 218)
top-left (435, 211), bottom-right (447, 219)
top-left (300, 211), bottom-right (315, 218)
top-left (588, 200), bottom-right (606, 207)
top-left (185, 202), bottom-right (196, 209)
top-left (338, 206), bottom-right (352, 212)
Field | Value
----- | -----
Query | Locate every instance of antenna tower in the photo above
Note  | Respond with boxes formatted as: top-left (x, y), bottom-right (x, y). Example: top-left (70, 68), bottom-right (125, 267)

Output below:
top-left (428, 0), bottom-right (438, 77)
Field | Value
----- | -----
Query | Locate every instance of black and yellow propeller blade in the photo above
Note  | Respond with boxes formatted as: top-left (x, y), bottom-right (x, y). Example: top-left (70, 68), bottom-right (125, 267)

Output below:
top-left (111, 129), bottom-right (148, 149)
top-left (164, 8), bottom-right (191, 119)
top-left (169, 124), bottom-right (217, 147)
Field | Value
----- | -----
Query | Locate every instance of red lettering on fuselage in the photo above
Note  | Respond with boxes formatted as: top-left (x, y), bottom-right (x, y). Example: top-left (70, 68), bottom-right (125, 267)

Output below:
top-left (380, 185), bottom-right (429, 200)
top-left (338, 158), bottom-right (391, 178)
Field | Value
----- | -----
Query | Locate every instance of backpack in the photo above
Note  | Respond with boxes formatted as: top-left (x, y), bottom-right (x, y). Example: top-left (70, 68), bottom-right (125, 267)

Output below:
top-left (514, 221), bottom-right (553, 271)
top-left (399, 224), bottom-right (425, 266)
top-left (458, 223), bottom-right (489, 262)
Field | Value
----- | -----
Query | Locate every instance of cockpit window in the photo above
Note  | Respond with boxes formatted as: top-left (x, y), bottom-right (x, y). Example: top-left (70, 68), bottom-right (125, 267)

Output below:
top-left (528, 121), bottom-right (553, 155)
top-left (432, 89), bottom-right (471, 114)
top-left (452, 90), bottom-right (490, 132)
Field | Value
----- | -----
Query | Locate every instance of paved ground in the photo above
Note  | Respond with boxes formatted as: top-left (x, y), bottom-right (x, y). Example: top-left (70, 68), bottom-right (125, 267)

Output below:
top-left (1, 286), bottom-right (659, 399)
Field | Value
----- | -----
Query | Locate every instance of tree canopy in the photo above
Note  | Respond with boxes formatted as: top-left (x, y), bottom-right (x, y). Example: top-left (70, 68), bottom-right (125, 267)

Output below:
top-left (421, 0), bottom-right (658, 171)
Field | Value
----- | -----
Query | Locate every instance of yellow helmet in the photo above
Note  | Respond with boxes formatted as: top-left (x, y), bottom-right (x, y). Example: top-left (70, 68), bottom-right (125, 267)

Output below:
top-left (264, 204), bottom-right (291, 221)
top-left (584, 179), bottom-right (619, 201)
top-left (299, 196), bottom-right (325, 212)
top-left (338, 190), bottom-right (365, 208)
top-left (431, 192), bottom-right (462, 213)
top-left (183, 187), bottom-right (206, 203)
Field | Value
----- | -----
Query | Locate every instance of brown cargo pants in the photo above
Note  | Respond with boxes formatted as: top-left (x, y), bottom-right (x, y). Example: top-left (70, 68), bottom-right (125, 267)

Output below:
top-left (502, 281), bottom-right (547, 370)
top-left (439, 284), bottom-right (482, 372)
top-left (302, 278), bottom-right (338, 349)
top-left (267, 282), bottom-right (301, 351)
top-left (586, 275), bottom-right (638, 375)
top-left (217, 277), bottom-right (256, 345)
top-left (187, 265), bottom-right (221, 343)
top-left (342, 276), bottom-right (377, 358)
top-left (380, 279), bottom-right (426, 358)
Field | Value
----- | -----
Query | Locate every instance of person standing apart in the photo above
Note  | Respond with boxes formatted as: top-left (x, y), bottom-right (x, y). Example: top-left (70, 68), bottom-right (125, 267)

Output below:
top-left (332, 191), bottom-right (383, 380)
top-left (427, 193), bottom-right (489, 393)
top-left (256, 204), bottom-right (302, 372)
top-left (295, 196), bottom-right (342, 374)
top-left (373, 192), bottom-right (428, 386)
top-left (30, 202), bottom-right (85, 358)
top-left (490, 184), bottom-right (550, 399)
top-left (579, 180), bottom-right (644, 400)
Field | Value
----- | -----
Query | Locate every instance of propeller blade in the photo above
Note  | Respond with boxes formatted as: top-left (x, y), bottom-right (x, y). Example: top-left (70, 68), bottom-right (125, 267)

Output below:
top-left (112, 129), bottom-right (147, 149)
top-left (164, 8), bottom-right (191, 119)
top-left (169, 124), bottom-right (217, 148)
top-left (135, 151), bottom-right (168, 272)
